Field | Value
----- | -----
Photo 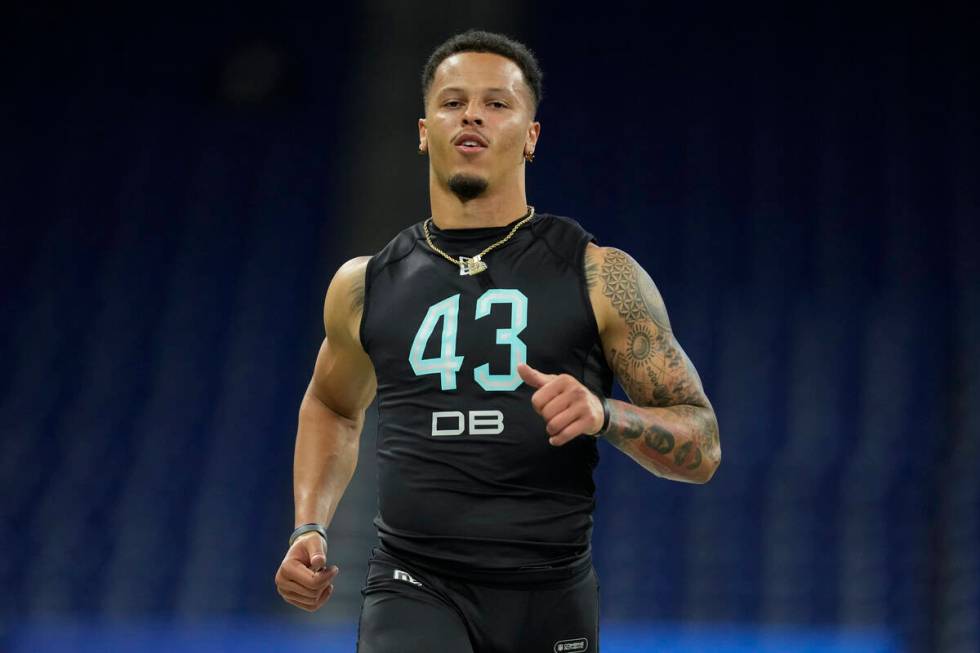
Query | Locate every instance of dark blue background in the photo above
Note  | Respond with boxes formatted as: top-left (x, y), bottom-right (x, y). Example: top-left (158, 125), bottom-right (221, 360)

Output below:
top-left (2, 3), bottom-right (976, 652)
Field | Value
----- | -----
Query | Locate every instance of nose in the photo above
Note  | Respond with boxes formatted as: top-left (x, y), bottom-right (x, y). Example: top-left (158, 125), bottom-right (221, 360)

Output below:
top-left (462, 100), bottom-right (484, 126)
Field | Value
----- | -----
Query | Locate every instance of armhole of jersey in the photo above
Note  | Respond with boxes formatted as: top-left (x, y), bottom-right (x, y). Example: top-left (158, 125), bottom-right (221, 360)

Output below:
top-left (357, 229), bottom-right (421, 354)
top-left (358, 255), bottom-right (376, 354)
top-left (536, 217), bottom-right (602, 345)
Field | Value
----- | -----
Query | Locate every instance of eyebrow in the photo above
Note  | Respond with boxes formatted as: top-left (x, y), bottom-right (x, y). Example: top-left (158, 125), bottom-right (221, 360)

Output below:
top-left (436, 87), bottom-right (516, 96)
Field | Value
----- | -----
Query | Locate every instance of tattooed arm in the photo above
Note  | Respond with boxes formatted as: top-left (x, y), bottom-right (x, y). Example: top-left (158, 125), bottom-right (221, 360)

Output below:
top-left (585, 244), bottom-right (720, 483)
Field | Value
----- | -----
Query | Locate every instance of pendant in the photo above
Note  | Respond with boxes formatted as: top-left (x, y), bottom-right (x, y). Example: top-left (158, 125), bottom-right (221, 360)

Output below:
top-left (458, 254), bottom-right (488, 276)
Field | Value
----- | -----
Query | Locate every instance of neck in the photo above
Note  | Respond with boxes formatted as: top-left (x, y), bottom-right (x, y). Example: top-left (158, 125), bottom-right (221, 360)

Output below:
top-left (428, 168), bottom-right (529, 229)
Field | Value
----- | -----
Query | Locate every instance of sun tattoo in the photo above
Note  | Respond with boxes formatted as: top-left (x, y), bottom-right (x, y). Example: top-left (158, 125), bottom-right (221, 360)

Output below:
top-left (627, 324), bottom-right (653, 360)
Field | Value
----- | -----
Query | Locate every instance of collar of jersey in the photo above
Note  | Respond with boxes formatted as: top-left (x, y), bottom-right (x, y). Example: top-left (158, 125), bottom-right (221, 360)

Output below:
top-left (425, 213), bottom-right (540, 242)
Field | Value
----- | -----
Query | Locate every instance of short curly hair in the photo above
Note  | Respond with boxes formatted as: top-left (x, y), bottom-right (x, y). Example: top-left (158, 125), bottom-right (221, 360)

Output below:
top-left (421, 30), bottom-right (543, 114)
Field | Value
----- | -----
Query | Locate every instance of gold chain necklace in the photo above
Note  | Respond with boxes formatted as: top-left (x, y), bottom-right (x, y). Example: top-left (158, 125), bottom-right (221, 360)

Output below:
top-left (423, 205), bottom-right (535, 276)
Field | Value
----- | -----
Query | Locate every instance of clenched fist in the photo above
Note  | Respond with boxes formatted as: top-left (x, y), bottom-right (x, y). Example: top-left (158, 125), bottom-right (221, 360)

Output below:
top-left (275, 531), bottom-right (339, 612)
top-left (518, 362), bottom-right (605, 446)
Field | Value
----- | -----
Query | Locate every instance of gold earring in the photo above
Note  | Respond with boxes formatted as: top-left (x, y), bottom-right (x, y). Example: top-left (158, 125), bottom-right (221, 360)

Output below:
top-left (418, 145), bottom-right (426, 155)
top-left (524, 150), bottom-right (535, 163)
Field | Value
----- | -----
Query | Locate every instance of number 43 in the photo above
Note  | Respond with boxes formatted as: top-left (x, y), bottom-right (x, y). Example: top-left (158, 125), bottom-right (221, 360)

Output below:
top-left (408, 289), bottom-right (528, 392)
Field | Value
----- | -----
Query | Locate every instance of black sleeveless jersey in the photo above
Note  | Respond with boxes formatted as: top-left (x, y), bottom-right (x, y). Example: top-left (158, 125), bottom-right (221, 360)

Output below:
top-left (359, 211), bottom-right (614, 578)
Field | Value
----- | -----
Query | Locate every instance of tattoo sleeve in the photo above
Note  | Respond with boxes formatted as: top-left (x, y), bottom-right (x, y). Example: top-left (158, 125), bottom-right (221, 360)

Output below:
top-left (592, 247), bottom-right (721, 483)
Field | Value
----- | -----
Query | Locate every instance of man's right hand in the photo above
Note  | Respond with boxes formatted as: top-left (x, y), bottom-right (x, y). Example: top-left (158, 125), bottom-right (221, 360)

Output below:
top-left (275, 532), bottom-right (340, 612)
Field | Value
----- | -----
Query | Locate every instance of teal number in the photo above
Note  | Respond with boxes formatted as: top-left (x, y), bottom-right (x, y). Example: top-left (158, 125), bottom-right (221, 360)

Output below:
top-left (408, 293), bottom-right (465, 390)
top-left (409, 289), bottom-right (529, 392)
top-left (473, 289), bottom-right (528, 391)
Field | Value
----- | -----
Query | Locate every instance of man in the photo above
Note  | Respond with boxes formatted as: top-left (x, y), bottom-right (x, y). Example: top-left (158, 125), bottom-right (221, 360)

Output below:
top-left (274, 30), bottom-right (720, 652)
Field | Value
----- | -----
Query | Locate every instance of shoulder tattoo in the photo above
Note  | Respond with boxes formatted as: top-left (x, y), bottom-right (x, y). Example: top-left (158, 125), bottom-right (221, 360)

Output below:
top-left (598, 248), bottom-right (671, 331)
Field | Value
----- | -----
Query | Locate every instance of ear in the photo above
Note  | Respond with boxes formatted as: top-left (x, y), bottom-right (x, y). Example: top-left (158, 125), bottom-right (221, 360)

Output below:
top-left (418, 117), bottom-right (427, 152)
top-left (525, 121), bottom-right (541, 155)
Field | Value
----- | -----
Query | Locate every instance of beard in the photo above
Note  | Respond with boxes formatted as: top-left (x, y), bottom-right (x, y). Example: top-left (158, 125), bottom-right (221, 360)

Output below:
top-left (447, 173), bottom-right (489, 202)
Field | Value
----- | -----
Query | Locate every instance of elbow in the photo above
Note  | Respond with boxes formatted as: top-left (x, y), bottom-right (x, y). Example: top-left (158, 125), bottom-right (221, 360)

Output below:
top-left (300, 390), bottom-right (363, 439)
top-left (695, 412), bottom-right (721, 483)
top-left (696, 451), bottom-right (721, 483)
top-left (696, 441), bottom-right (721, 484)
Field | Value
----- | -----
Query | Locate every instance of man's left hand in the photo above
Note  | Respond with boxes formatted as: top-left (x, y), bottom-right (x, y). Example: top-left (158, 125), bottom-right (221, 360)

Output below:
top-left (517, 362), bottom-right (604, 446)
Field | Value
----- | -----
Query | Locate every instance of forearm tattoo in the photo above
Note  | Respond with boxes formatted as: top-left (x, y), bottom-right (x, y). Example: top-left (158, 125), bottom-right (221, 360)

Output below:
top-left (601, 401), bottom-right (677, 477)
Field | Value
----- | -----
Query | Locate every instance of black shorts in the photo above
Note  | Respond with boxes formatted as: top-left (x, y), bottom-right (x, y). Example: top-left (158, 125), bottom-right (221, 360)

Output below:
top-left (356, 546), bottom-right (599, 653)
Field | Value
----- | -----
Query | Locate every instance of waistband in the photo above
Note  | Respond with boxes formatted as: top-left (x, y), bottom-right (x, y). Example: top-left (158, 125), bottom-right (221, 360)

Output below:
top-left (374, 541), bottom-right (593, 589)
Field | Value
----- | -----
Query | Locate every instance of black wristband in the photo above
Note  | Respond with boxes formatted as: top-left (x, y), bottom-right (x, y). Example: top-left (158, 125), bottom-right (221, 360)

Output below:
top-left (599, 398), bottom-right (611, 434)
top-left (289, 523), bottom-right (328, 548)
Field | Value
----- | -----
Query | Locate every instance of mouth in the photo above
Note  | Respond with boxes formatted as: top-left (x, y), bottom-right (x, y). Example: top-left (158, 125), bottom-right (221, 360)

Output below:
top-left (455, 142), bottom-right (487, 154)
top-left (453, 132), bottom-right (488, 155)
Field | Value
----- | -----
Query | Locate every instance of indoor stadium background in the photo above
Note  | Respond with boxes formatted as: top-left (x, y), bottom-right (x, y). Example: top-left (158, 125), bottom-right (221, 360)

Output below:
top-left (1, 3), bottom-right (977, 652)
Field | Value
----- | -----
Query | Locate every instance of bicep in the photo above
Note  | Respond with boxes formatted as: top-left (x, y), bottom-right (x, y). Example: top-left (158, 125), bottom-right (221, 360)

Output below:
top-left (594, 248), bottom-right (708, 408)
top-left (307, 257), bottom-right (377, 421)
top-left (307, 335), bottom-right (376, 422)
